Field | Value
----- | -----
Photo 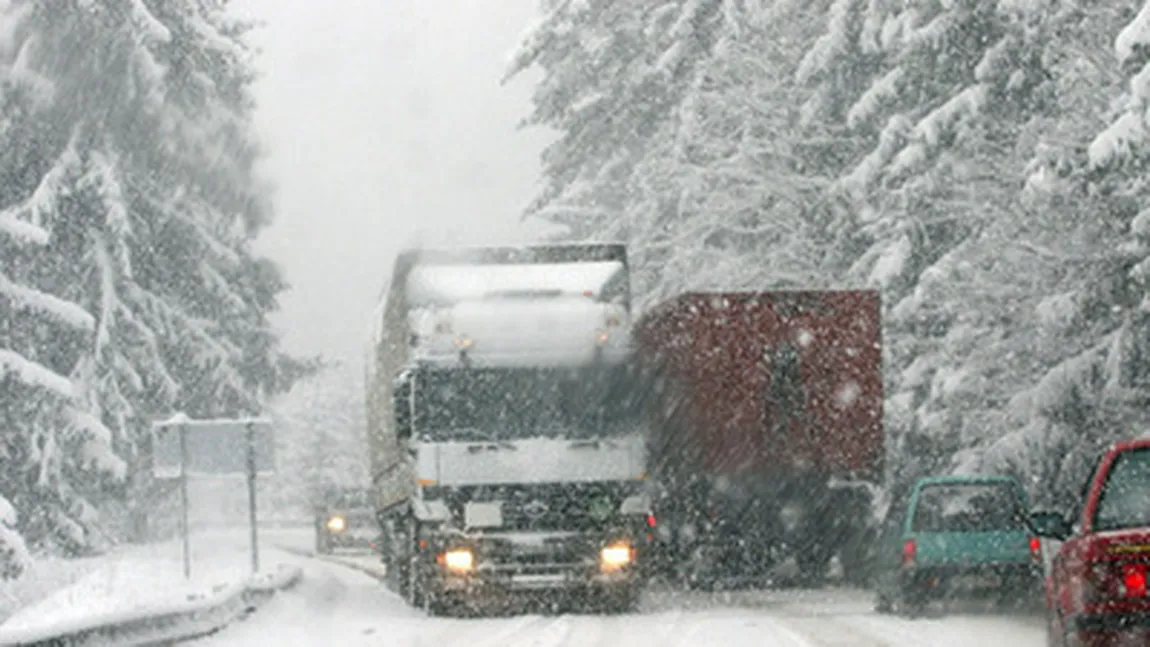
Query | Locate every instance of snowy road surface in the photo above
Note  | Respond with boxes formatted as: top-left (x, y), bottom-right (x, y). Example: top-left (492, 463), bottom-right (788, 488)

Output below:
top-left (198, 530), bottom-right (1048, 647)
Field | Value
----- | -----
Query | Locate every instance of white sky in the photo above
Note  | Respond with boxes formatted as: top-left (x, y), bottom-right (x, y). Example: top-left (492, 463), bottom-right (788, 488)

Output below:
top-left (233, 0), bottom-right (554, 360)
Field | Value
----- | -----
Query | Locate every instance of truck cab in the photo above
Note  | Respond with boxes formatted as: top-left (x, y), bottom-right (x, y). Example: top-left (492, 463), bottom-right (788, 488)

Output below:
top-left (366, 244), bottom-right (651, 615)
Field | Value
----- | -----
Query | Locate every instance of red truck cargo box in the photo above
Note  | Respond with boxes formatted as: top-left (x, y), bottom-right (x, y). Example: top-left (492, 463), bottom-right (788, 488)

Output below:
top-left (634, 291), bottom-right (883, 482)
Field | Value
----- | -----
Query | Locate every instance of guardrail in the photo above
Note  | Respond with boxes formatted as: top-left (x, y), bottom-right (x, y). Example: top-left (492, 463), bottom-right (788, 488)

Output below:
top-left (0, 564), bottom-right (302, 647)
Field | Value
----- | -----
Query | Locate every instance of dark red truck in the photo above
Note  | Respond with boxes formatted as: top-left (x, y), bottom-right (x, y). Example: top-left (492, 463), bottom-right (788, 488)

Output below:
top-left (632, 290), bottom-right (884, 587)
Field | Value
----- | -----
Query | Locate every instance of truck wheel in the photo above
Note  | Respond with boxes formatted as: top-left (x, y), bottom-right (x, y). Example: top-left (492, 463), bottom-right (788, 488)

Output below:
top-left (840, 526), bottom-right (876, 587)
top-left (796, 541), bottom-right (834, 586)
top-left (407, 557), bottom-right (427, 609)
top-left (596, 585), bottom-right (639, 614)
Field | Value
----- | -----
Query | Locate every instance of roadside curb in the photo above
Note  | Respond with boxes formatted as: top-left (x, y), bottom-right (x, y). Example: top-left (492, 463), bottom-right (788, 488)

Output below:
top-left (0, 564), bottom-right (302, 647)
top-left (275, 545), bottom-right (387, 583)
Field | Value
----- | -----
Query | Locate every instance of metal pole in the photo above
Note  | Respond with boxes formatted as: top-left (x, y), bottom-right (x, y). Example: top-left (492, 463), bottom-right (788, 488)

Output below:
top-left (246, 422), bottom-right (260, 575)
top-left (179, 424), bottom-right (191, 580)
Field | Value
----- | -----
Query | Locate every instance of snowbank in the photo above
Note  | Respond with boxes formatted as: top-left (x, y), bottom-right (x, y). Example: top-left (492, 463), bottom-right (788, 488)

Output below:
top-left (0, 531), bottom-right (301, 646)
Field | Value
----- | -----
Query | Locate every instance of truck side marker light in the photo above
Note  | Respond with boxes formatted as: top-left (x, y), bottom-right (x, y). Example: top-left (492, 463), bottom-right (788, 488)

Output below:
top-left (416, 479), bottom-right (437, 486)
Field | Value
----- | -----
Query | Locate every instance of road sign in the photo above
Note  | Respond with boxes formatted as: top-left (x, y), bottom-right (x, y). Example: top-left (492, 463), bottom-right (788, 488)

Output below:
top-left (152, 417), bottom-right (275, 478)
top-left (150, 414), bottom-right (275, 578)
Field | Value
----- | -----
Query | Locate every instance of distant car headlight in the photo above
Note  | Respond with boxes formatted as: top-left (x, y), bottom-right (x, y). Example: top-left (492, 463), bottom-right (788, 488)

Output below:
top-left (326, 515), bottom-right (347, 533)
top-left (599, 541), bottom-right (633, 572)
top-left (442, 548), bottom-right (474, 573)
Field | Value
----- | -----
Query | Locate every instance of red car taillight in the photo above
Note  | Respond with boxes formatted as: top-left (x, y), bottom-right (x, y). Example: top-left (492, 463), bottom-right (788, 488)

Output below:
top-left (1067, 560), bottom-right (1150, 609)
top-left (1029, 536), bottom-right (1042, 563)
top-left (901, 538), bottom-right (916, 568)
top-left (1122, 562), bottom-right (1148, 598)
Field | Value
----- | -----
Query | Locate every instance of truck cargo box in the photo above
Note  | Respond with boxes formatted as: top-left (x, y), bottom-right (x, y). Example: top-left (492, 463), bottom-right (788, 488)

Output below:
top-left (634, 290), bottom-right (883, 482)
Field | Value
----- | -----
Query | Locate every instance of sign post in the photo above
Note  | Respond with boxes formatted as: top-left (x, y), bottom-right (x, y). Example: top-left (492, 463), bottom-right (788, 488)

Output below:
top-left (152, 415), bottom-right (275, 580)
top-left (246, 421), bottom-right (260, 575)
top-left (179, 423), bottom-right (191, 579)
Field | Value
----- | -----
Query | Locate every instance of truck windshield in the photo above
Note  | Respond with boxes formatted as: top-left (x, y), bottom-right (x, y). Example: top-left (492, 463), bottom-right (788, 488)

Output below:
top-left (1095, 448), bottom-right (1150, 532)
top-left (412, 365), bottom-right (638, 441)
top-left (911, 482), bottom-right (1028, 533)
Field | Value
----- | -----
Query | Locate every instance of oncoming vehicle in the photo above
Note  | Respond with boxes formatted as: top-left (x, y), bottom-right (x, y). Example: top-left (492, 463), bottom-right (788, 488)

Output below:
top-left (1036, 439), bottom-right (1150, 646)
top-left (365, 244), bottom-right (651, 616)
top-left (874, 475), bottom-right (1043, 616)
top-left (315, 486), bottom-right (376, 555)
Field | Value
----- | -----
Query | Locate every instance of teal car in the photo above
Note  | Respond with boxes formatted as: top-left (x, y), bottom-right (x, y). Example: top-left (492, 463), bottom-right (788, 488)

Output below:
top-left (873, 475), bottom-right (1043, 615)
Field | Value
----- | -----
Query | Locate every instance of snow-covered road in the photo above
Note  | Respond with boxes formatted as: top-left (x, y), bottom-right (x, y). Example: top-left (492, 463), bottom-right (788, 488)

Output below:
top-left (197, 530), bottom-right (1049, 647)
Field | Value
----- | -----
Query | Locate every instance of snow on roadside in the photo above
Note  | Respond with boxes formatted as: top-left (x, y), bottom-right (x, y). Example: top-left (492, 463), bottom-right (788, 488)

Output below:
top-left (0, 553), bottom-right (105, 624)
top-left (0, 527), bottom-right (290, 637)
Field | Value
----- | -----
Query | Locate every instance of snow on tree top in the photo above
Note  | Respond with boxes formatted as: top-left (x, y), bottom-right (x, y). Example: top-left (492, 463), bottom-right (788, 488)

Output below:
top-left (0, 349), bottom-right (73, 398)
top-left (0, 215), bottom-right (49, 246)
top-left (1089, 112), bottom-right (1146, 168)
top-left (0, 274), bottom-right (95, 332)
top-left (405, 261), bottom-right (626, 307)
top-left (1117, 2), bottom-right (1150, 65)
top-left (0, 496), bottom-right (16, 527)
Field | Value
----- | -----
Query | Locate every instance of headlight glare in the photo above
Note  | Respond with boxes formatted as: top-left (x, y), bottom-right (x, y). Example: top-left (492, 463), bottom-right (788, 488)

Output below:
top-left (599, 541), bottom-right (633, 572)
top-left (326, 515), bottom-right (346, 533)
top-left (443, 548), bottom-right (474, 573)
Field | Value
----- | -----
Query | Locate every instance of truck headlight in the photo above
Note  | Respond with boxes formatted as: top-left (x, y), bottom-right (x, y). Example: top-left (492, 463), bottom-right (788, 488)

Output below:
top-left (599, 541), bottom-right (633, 572)
top-left (326, 515), bottom-right (347, 533)
top-left (442, 548), bottom-right (474, 573)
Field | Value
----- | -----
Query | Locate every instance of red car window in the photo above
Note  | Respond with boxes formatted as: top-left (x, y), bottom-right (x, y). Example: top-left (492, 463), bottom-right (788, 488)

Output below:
top-left (1095, 447), bottom-right (1150, 532)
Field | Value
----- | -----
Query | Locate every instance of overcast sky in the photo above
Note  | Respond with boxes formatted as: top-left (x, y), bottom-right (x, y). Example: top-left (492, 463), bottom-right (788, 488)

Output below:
top-left (233, 0), bottom-right (553, 360)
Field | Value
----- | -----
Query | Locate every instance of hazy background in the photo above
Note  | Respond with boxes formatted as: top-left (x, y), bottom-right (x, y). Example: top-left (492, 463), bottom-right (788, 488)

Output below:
top-left (233, 0), bottom-right (554, 360)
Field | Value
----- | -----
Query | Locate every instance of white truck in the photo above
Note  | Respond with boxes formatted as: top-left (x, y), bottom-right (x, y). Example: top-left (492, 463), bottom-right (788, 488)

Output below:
top-left (365, 244), bottom-right (650, 615)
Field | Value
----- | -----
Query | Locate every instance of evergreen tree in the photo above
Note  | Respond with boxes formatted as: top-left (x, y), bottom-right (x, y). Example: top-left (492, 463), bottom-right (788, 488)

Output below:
top-left (506, 0), bottom-right (729, 240)
top-left (0, 0), bottom-right (302, 572)
top-left (628, 1), bottom-right (837, 303)
top-left (973, 1), bottom-right (1150, 509)
top-left (798, 0), bottom-right (1064, 485)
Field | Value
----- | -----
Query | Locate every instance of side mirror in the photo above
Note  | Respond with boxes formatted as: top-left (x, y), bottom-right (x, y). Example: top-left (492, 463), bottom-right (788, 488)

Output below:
top-left (1031, 511), bottom-right (1072, 540)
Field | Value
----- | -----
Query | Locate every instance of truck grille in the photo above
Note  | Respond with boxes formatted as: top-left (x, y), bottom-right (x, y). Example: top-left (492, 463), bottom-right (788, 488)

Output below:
top-left (481, 534), bottom-right (594, 572)
top-left (438, 482), bottom-right (640, 532)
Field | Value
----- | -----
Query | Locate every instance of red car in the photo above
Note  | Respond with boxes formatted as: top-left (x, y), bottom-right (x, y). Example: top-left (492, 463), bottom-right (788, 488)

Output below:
top-left (1035, 439), bottom-right (1150, 646)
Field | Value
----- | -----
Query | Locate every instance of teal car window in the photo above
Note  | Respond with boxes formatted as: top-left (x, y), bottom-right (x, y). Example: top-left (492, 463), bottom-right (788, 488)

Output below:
top-left (1095, 447), bottom-right (1150, 532)
top-left (912, 483), bottom-right (1028, 533)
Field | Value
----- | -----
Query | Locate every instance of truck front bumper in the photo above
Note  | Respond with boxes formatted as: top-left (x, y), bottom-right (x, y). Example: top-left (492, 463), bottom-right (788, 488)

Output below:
top-left (438, 569), bottom-right (636, 594)
top-left (421, 532), bottom-right (641, 596)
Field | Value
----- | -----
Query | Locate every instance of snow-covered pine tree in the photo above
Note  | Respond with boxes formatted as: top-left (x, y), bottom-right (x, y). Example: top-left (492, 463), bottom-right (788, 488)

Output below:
top-left (798, 0), bottom-right (1063, 486)
top-left (0, 0), bottom-right (302, 565)
top-left (505, 0), bottom-right (728, 241)
top-left (972, 1), bottom-right (1150, 509)
top-left (627, 0), bottom-right (838, 304)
